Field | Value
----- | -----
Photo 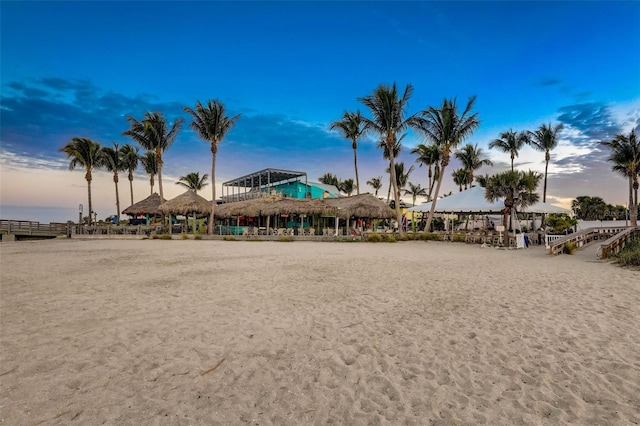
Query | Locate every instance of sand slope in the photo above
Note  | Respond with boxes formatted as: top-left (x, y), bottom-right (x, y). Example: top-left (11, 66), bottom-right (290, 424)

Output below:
top-left (1, 239), bottom-right (638, 425)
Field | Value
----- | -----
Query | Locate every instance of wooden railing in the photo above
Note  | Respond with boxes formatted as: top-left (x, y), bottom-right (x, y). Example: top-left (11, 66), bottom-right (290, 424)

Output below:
top-left (598, 227), bottom-right (640, 259)
top-left (0, 220), bottom-right (69, 236)
top-left (547, 226), bottom-right (631, 256)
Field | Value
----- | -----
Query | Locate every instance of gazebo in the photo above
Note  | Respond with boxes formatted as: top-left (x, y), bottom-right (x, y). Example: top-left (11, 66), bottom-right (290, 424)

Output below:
top-left (121, 193), bottom-right (166, 225)
top-left (158, 190), bottom-right (212, 234)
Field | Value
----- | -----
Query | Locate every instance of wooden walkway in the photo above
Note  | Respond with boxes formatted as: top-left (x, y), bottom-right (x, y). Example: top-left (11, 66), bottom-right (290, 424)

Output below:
top-left (0, 220), bottom-right (70, 240)
top-left (547, 226), bottom-right (639, 258)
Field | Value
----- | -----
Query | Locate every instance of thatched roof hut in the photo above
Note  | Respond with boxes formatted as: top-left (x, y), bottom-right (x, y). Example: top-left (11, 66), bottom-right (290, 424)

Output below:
top-left (122, 193), bottom-right (166, 216)
top-left (215, 195), bottom-right (334, 219)
top-left (158, 190), bottom-right (211, 215)
top-left (324, 193), bottom-right (394, 219)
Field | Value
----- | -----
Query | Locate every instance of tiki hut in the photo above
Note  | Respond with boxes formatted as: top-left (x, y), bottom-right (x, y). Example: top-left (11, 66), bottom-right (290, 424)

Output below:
top-left (158, 190), bottom-right (212, 234)
top-left (215, 196), bottom-right (332, 218)
top-left (121, 193), bottom-right (166, 225)
top-left (324, 193), bottom-right (394, 219)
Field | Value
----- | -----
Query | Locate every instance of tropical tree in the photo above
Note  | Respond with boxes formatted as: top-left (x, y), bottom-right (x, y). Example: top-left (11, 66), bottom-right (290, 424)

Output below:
top-left (59, 137), bottom-right (102, 226)
top-left (359, 83), bottom-right (421, 235)
top-left (319, 173), bottom-right (341, 188)
top-left (340, 178), bottom-right (355, 196)
top-left (571, 195), bottom-right (608, 220)
top-left (418, 96), bottom-right (480, 232)
top-left (602, 129), bottom-right (639, 226)
top-left (176, 172), bottom-right (209, 194)
top-left (489, 130), bottom-right (529, 171)
top-left (367, 176), bottom-right (383, 197)
top-left (100, 142), bottom-right (127, 221)
top-left (140, 151), bottom-right (158, 195)
top-left (123, 111), bottom-right (184, 200)
top-left (404, 182), bottom-right (427, 232)
top-left (120, 143), bottom-right (139, 206)
top-left (183, 100), bottom-right (240, 234)
top-left (452, 168), bottom-right (468, 192)
top-left (528, 123), bottom-right (563, 202)
top-left (454, 143), bottom-right (493, 187)
top-left (484, 169), bottom-right (541, 247)
top-left (330, 111), bottom-right (366, 195)
top-left (378, 137), bottom-right (403, 203)
top-left (411, 142), bottom-right (440, 201)
top-left (393, 162), bottom-right (414, 199)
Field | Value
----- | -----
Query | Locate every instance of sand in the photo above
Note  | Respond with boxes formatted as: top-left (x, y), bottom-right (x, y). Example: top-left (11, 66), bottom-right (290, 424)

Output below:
top-left (1, 238), bottom-right (638, 425)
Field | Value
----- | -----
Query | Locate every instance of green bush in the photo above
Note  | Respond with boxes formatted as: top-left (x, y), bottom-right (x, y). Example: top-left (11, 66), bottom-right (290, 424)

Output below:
top-left (223, 236), bottom-right (237, 241)
top-left (181, 234), bottom-right (189, 240)
top-left (418, 232), bottom-right (442, 241)
top-left (279, 236), bottom-right (294, 242)
top-left (614, 238), bottom-right (640, 267)
top-left (563, 241), bottom-right (576, 254)
top-left (158, 234), bottom-right (172, 240)
top-left (451, 233), bottom-right (466, 243)
top-left (381, 234), bottom-right (397, 243)
top-left (194, 235), bottom-right (202, 240)
top-left (366, 233), bottom-right (383, 242)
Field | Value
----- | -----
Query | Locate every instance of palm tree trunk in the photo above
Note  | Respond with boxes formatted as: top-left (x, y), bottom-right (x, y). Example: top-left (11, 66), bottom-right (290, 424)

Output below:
top-left (150, 174), bottom-right (155, 196)
top-left (427, 167), bottom-right (433, 201)
top-left (543, 155), bottom-right (549, 203)
top-left (129, 175), bottom-right (134, 206)
top-left (386, 179), bottom-right (392, 204)
top-left (425, 160), bottom-right (447, 233)
top-left (210, 143), bottom-right (217, 235)
top-left (389, 156), bottom-right (403, 236)
top-left (114, 173), bottom-right (120, 222)
top-left (157, 150), bottom-right (164, 200)
top-left (630, 176), bottom-right (638, 227)
top-left (86, 172), bottom-right (93, 227)
top-left (353, 142), bottom-right (360, 195)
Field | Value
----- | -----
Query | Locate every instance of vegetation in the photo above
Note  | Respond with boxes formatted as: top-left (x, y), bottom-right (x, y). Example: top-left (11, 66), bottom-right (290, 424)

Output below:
top-left (546, 214), bottom-right (578, 234)
top-left (330, 110), bottom-right (366, 195)
top-left (176, 172), bottom-right (209, 193)
top-left (99, 142), bottom-right (126, 222)
top-left (184, 100), bottom-right (240, 234)
top-left (528, 123), bottom-right (563, 203)
top-left (140, 151), bottom-right (158, 195)
top-left (602, 129), bottom-right (639, 226)
top-left (411, 143), bottom-right (440, 201)
top-left (489, 129), bottom-right (528, 171)
top-left (454, 143), bottom-right (493, 188)
top-left (563, 241), bottom-right (577, 255)
top-left (120, 143), bottom-right (139, 206)
top-left (613, 237), bottom-right (640, 267)
top-left (319, 173), bottom-right (341, 188)
top-left (366, 176), bottom-right (383, 197)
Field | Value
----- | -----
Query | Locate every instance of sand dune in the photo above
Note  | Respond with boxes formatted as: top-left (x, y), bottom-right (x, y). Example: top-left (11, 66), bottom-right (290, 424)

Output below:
top-left (1, 239), bottom-right (638, 425)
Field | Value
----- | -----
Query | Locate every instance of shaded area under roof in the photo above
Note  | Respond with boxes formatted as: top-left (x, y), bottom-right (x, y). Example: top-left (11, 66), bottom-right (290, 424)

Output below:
top-left (222, 168), bottom-right (307, 188)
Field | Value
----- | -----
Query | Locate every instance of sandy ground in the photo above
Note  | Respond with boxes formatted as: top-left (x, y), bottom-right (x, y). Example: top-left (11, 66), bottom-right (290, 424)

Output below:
top-left (0, 238), bottom-right (638, 425)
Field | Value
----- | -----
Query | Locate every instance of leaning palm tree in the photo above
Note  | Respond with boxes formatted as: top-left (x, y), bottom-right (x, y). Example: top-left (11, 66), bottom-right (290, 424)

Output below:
top-left (123, 111), bottom-right (184, 200)
top-left (484, 169), bottom-right (541, 247)
top-left (489, 130), bottom-right (529, 171)
top-left (330, 111), bottom-right (366, 195)
top-left (367, 176), bottom-right (383, 197)
top-left (528, 123), bottom-right (563, 202)
top-left (602, 129), bottom-right (639, 226)
top-left (59, 137), bottom-right (102, 226)
top-left (454, 143), bottom-right (493, 187)
top-left (359, 83), bottom-right (421, 236)
top-left (140, 151), bottom-right (158, 195)
top-left (120, 143), bottom-right (139, 206)
top-left (418, 96), bottom-right (480, 232)
top-left (176, 172), bottom-right (209, 194)
top-left (183, 100), bottom-right (240, 234)
top-left (100, 142), bottom-right (127, 222)
top-left (411, 142), bottom-right (441, 201)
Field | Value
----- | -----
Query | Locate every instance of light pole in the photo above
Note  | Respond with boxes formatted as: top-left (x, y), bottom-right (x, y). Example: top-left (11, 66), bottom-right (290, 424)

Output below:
top-left (78, 204), bottom-right (83, 234)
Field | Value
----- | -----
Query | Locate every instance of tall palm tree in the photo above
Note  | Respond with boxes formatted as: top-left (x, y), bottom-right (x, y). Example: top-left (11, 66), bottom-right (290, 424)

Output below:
top-left (602, 129), bottom-right (639, 226)
top-left (404, 182), bottom-right (427, 232)
top-left (367, 176), bottom-right (383, 197)
top-left (340, 178), bottom-right (355, 196)
top-left (393, 162), bottom-right (414, 199)
top-left (330, 111), bottom-right (366, 195)
top-left (452, 168), bottom-right (468, 192)
top-left (140, 151), bottom-right (158, 195)
top-left (454, 143), bottom-right (493, 187)
top-left (571, 195), bottom-right (609, 221)
top-left (176, 171), bottom-right (209, 194)
top-left (378, 137), bottom-right (403, 204)
top-left (319, 173), bottom-right (341, 188)
top-left (120, 144), bottom-right (139, 206)
top-left (100, 142), bottom-right (127, 221)
top-left (489, 130), bottom-right (529, 171)
top-left (123, 111), bottom-right (184, 200)
top-left (528, 123), bottom-right (563, 202)
top-left (183, 100), bottom-right (240, 234)
top-left (59, 137), bottom-right (102, 226)
top-left (484, 169), bottom-right (541, 247)
top-left (418, 96), bottom-right (480, 232)
top-left (359, 83), bottom-right (420, 236)
top-left (411, 142), bottom-right (441, 201)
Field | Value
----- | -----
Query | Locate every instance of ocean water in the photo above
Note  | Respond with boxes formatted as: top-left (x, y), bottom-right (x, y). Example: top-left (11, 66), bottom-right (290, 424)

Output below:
top-left (0, 205), bottom-right (80, 224)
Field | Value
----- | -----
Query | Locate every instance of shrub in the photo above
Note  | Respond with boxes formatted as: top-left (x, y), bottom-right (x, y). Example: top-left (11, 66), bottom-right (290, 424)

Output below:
top-left (194, 235), bottom-right (202, 240)
top-left (381, 234), bottom-right (397, 243)
top-left (614, 238), bottom-right (640, 267)
top-left (563, 241), bottom-right (577, 254)
top-left (419, 232), bottom-right (442, 241)
top-left (223, 236), bottom-right (237, 241)
top-left (181, 234), bottom-right (189, 240)
top-left (451, 233), bottom-right (466, 243)
top-left (279, 236), bottom-right (294, 242)
top-left (366, 233), bottom-right (383, 242)
top-left (158, 234), bottom-right (172, 240)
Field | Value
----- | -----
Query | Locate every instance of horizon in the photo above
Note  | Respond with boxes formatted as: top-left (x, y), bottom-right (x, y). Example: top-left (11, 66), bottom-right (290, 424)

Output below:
top-left (2, 1), bottom-right (639, 223)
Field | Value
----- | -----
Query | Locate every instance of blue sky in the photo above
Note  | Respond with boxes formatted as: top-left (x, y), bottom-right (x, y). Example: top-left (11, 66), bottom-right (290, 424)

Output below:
top-left (1, 1), bottom-right (639, 223)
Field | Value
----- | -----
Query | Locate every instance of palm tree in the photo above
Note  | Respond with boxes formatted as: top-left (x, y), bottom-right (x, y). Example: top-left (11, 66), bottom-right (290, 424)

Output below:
top-left (484, 169), bottom-right (541, 247)
top-left (359, 83), bottom-right (421, 236)
top-left (176, 172), bottom-right (209, 194)
top-left (411, 143), bottom-right (441, 201)
top-left (120, 144), bottom-right (139, 206)
top-left (100, 142), bottom-right (127, 222)
top-left (59, 137), bottom-right (102, 226)
top-left (528, 123), bottom-right (563, 202)
top-left (454, 143), bottom-right (493, 187)
top-left (378, 137), bottom-right (403, 204)
top-left (418, 96), bottom-right (480, 232)
top-left (140, 151), bottom-right (158, 195)
top-left (123, 111), bottom-right (184, 200)
top-left (602, 129), bottom-right (639, 226)
top-left (183, 100), bottom-right (240, 234)
top-left (319, 173), bottom-right (341, 188)
top-left (404, 182), bottom-right (427, 232)
top-left (394, 162), bottom-right (414, 199)
top-left (571, 195), bottom-right (609, 220)
top-left (489, 130), bottom-right (529, 171)
top-left (340, 178), bottom-right (355, 196)
top-left (452, 168), bottom-right (467, 192)
top-left (330, 111), bottom-right (366, 195)
top-left (367, 176), bottom-right (383, 197)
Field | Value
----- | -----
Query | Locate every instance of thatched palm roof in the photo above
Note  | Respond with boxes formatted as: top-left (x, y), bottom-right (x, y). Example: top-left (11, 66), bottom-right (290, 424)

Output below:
top-left (158, 190), bottom-right (212, 215)
top-left (324, 193), bottom-right (394, 219)
top-left (122, 193), bottom-right (166, 216)
top-left (215, 196), bottom-right (334, 219)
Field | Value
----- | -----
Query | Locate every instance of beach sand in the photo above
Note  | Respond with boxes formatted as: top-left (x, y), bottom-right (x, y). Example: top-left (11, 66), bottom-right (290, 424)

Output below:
top-left (1, 239), bottom-right (638, 425)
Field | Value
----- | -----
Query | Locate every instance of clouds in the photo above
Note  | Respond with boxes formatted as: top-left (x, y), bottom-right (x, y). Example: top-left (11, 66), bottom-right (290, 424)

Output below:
top-left (556, 102), bottom-right (621, 143)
